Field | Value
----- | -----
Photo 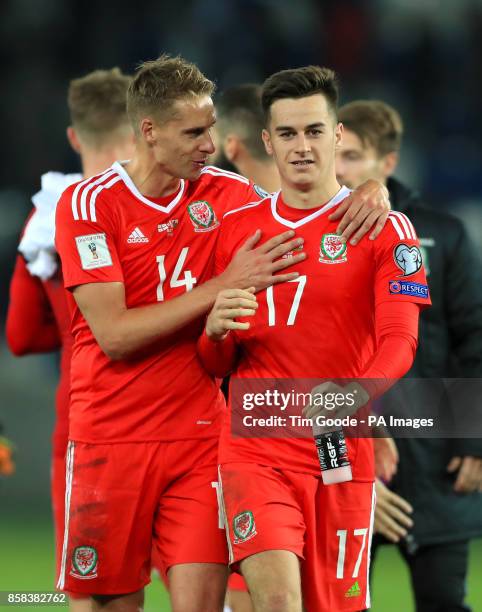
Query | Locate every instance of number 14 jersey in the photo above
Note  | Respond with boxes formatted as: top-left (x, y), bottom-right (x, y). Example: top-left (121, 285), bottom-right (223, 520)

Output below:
top-left (55, 162), bottom-right (258, 444)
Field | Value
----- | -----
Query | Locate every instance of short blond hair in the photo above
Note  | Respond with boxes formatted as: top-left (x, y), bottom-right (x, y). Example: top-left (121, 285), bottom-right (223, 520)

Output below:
top-left (68, 68), bottom-right (132, 146)
top-left (127, 54), bottom-right (215, 133)
top-left (338, 100), bottom-right (403, 156)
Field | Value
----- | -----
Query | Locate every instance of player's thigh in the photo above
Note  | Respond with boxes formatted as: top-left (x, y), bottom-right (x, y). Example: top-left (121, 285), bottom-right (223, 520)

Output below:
top-left (219, 463), bottom-right (307, 567)
top-left (302, 480), bottom-right (376, 612)
top-left (168, 563), bottom-right (228, 612)
top-left (58, 441), bottom-right (163, 596)
top-left (402, 540), bottom-right (471, 611)
top-left (241, 550), bottom-right (302, 612)
top-left (154, 438), bottom-right (227, 571)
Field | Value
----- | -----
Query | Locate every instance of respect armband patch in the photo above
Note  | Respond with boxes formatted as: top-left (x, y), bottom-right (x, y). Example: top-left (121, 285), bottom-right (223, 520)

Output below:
top-left (389, 280), bottom-right (429, 298)
top-left (75, 233), bottom-right (113, 270)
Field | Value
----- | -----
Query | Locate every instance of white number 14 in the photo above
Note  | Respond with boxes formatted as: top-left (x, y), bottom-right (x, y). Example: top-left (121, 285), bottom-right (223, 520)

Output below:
top-left (156, 247), bottom-right (197, 301)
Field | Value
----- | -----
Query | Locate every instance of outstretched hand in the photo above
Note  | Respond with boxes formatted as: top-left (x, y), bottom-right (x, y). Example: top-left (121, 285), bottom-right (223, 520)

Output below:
top-left (220, 230), bottom-right (306, 293)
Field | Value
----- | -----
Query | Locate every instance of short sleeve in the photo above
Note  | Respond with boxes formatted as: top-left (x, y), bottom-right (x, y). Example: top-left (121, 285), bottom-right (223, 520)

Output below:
top-left (374, 211), bottom-right (431, 309)
top-left (55, 184), bottom-right (124, 289)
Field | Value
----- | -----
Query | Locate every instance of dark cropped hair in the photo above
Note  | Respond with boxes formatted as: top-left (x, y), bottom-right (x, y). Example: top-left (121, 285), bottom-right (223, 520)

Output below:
top-left (261, 66), bottom-right (339, 125)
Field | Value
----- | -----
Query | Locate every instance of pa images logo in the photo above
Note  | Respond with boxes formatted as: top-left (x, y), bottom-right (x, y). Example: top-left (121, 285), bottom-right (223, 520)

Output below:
top-left (233, 511), bottom-right (257, 544)
top-left (394, 243), bottom-right (422, 276)
top-left (70, 546), bottom-right (98, 580)
top-left (188, 200), bottom-right (219, 232)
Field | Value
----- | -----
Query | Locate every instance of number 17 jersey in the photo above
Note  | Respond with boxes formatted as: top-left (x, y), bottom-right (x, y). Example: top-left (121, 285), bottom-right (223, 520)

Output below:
top-left (215, 187), bottom-right (430, 479)
top-left (55, 162), bottom-right (259, 444)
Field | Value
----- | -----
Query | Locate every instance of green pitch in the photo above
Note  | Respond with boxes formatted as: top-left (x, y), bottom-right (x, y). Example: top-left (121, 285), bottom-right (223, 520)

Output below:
top-left (0, 518), bottom-right (481, 611)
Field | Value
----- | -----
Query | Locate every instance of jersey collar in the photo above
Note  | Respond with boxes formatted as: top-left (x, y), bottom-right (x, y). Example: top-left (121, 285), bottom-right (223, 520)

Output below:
top-left (112, 161), bottom-right (186, 214)
top-left (270, 186), bottom-right (351, 229)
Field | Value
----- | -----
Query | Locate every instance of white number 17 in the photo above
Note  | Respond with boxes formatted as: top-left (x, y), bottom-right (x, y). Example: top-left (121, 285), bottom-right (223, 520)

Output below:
top-left (266, 275), bottom-right (307, 326)
top-left (336, 528), bottom-right (368, 579)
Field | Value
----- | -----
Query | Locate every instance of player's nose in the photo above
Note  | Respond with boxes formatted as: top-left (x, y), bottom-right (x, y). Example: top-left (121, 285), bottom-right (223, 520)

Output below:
top-left (201, 132), bottom-right (215, 154)
top-left (294, 133), bottom-right (311, 154)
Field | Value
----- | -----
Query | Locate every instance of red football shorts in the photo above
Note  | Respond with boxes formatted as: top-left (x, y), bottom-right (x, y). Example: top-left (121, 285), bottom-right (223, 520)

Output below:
top-left (219, 463), bottom-right (375, 612)
top-left (52, 453), bottom-right (86, 600)
top-left (57, 438), bottom-right (227, 595)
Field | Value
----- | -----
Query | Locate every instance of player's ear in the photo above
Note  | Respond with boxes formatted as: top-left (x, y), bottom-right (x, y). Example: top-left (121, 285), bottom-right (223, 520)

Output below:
top-left (223, 134), bottom-right (239, 162)
top-left (382, 152), bottom-right (399, 179)
top-left (335, 122), bottom-right (343, 147)
top-left (66, 126), bottom-right (81, 154)
top-left (262, 129), bottom-right (273, 156)
top-left (140, 117), bottom-right (156, 144)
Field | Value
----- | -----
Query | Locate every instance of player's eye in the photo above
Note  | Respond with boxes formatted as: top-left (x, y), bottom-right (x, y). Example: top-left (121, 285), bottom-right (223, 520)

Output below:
top-left (279, 131), bottom-right (295, 139)
top-left (307, 129), bottom-right (322, 136)
top-left (186, 128), bottom-right (205, 138)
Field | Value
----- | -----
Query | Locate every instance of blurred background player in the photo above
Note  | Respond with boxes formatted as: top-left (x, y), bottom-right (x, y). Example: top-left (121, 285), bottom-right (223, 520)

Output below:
top-left (5, 67), bottom-right (135, 611)
top-left (336, 99), bottom-right (482, 612)
top-left (214, 84), bottom-right (279, 194)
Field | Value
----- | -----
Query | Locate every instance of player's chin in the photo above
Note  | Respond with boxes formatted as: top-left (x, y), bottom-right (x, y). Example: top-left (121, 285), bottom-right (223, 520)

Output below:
top-left (290, 173), bottom-right (316, 189)
top-left (187, 163), bottom-right (205, 180)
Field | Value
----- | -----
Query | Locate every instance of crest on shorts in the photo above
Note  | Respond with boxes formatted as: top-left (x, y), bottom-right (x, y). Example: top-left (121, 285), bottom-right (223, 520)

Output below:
top-left (233, 511), bottom-right (257, 544)
top-left (319, 234), bottom-right (347, 264)
top-left (188, 200), bottom-right (219, 232)
top-left (70, 546), bottom-right (98, 579)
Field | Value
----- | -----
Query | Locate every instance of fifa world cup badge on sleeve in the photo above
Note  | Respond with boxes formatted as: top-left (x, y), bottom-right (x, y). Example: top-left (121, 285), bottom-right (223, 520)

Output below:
top-left (319, 234), bottom-right (348, 264)
top-left (70, 546), bottom-right (98, 579)
top-left (187, 201), bottom-right (220, 232)
top-left (75, 233), bottom-right (113, 270)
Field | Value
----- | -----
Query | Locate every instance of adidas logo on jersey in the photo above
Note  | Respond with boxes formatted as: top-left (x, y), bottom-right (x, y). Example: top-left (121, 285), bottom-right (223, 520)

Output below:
top-left (345, 581), bottom-right (361, 598)
top-left (127, 227), bottom-right (149, 243)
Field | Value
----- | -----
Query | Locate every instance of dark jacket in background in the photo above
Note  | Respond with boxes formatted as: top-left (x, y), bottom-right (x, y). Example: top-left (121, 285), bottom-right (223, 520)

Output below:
top-left (384, 177), bottom-right (482, 548)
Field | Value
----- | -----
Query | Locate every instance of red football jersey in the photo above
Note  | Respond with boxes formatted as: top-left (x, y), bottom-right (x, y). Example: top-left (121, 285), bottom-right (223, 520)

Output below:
top-left (55, 162), bottom-right (258, 443)
top-left (215, 188), bottom-right (431, 479)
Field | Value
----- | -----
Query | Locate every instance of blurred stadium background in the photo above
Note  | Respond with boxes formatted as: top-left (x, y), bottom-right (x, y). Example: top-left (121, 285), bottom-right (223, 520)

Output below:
top-left (1, 0), bottom-right (481, 609)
